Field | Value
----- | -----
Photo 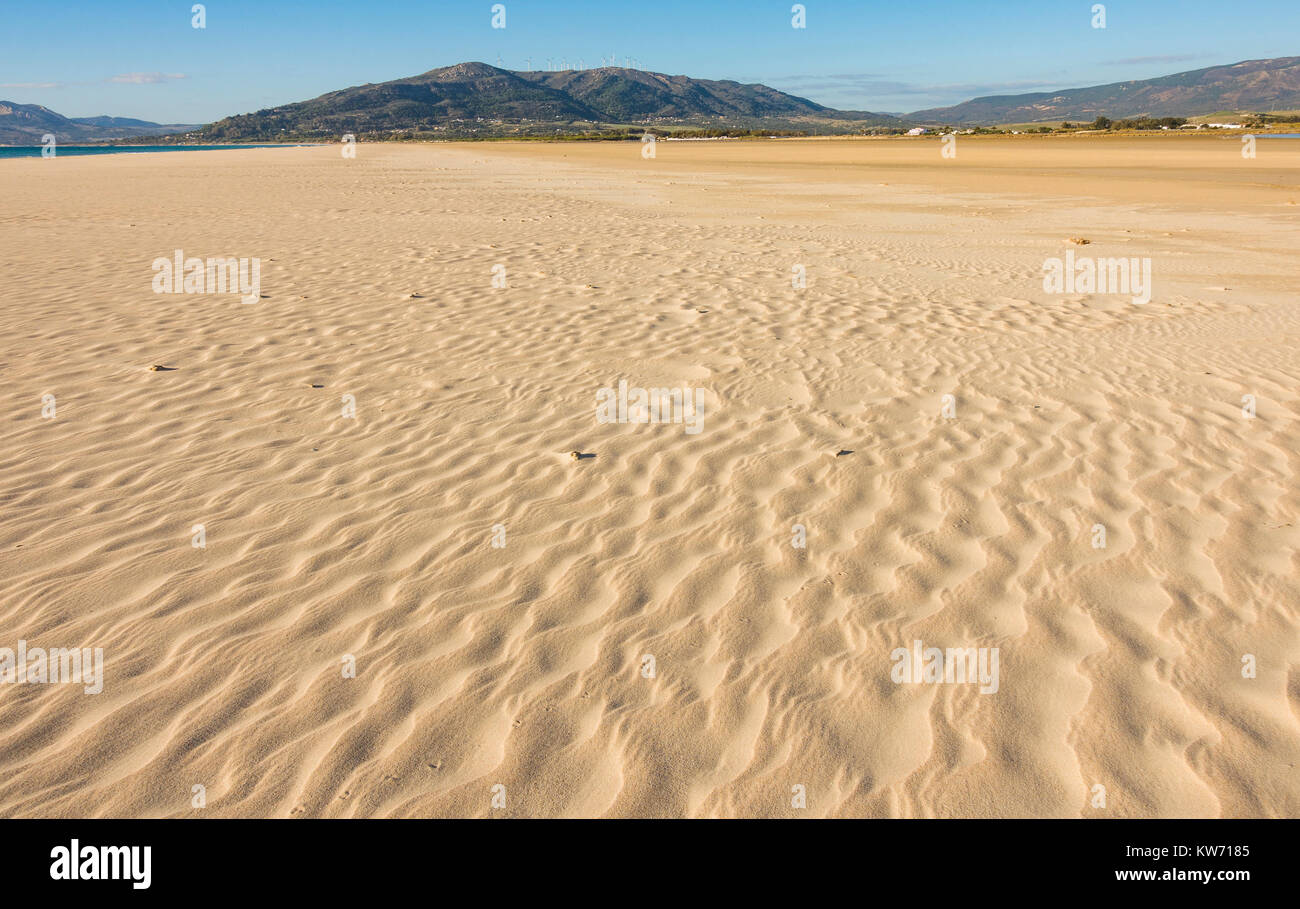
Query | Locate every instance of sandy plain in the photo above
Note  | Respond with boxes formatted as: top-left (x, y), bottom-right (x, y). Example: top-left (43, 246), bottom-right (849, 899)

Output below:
top-left (0, 135), bottom-right (1297, 817)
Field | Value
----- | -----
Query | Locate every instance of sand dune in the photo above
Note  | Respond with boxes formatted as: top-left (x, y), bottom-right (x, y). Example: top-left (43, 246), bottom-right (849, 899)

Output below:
top-left (0, 136), bottom-right (1296, 817)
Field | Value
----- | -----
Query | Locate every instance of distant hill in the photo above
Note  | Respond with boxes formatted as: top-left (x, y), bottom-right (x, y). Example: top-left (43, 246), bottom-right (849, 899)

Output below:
top-left (910, 57), bottom-right (1300, 124)
top-left (194, 62), bottom-right (901, 139)
top-left (517, 67), bottom-right (853, 121)
top-left (69, 115), bottom-right (172, 129)
top-left (0, 101), bottom-right (197, 144)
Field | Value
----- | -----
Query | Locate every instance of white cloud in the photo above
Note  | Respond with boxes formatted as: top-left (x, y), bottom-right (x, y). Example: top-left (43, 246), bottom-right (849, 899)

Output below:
top-left (107, 72), bottom-right (188, 85)
top-left (773, 74), bottom-right (1066, 98)
top-left (762, 73), bottom-right (1073, 111)
top-left (1103, 54), bottom-right (1205, 66)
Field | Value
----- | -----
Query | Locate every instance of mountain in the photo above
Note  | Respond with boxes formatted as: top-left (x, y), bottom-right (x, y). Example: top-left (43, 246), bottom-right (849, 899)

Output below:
top-left (0, 101), bottom-right (198, 144)
top-left (195, 62), bottom-right (901, 140)
top-left (69, 114), bottom-right (173, 129)
top-left (910, 57), bottom-right (1300, 125)
top-left (517, 67), bottom-right (845, 120)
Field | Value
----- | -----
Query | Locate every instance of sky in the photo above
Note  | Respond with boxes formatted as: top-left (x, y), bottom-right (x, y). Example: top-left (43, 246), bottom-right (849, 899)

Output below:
top-left (2, 0), bottom-right (1297, 123)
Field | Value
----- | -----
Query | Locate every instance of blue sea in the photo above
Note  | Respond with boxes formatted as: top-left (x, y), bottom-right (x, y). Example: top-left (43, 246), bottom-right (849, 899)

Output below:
top-left (0, 144), bottom-right (317, 159)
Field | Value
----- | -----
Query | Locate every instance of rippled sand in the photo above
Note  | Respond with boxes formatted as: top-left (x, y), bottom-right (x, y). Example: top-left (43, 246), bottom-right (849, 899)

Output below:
top-left (1, 136), bottom-right (1297, 817)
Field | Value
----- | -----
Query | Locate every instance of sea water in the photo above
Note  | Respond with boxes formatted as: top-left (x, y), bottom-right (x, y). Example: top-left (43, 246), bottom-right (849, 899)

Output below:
top-left (0, 144), bottom-right (314, 159)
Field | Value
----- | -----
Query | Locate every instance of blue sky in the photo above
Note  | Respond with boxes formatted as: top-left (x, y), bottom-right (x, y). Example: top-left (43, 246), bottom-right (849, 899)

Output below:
top-left (2, 0), bottom-right (1296, 122)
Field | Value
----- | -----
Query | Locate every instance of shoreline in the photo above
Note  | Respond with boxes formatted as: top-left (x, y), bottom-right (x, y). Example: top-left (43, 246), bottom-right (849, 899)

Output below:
top-left (6, 127), bottom-right (1295, 153)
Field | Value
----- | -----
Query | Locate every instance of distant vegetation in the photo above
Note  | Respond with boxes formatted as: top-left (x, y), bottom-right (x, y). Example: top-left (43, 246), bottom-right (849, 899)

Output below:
top-left (1090, 116), bottom-right (1187, 130)
top-left (190, 124), bottom-right (839, 143)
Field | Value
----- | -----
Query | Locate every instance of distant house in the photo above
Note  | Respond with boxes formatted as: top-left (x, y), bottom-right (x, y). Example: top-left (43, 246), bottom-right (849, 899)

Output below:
top-left (906, 127), bottom-right (929, 136)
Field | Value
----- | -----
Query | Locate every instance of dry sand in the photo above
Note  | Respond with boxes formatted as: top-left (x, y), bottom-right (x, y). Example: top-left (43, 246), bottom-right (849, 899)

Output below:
top-left (0, 136), bottom-right (1297, 817)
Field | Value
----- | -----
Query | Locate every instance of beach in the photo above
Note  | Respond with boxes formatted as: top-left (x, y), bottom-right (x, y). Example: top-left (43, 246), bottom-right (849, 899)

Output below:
top-left (0, 136), bottom-right (1297, 818)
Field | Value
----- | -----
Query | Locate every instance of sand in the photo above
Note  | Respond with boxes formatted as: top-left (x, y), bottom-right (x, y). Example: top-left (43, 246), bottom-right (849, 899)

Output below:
top-left (0, 136), bottom-right (1296, 818)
